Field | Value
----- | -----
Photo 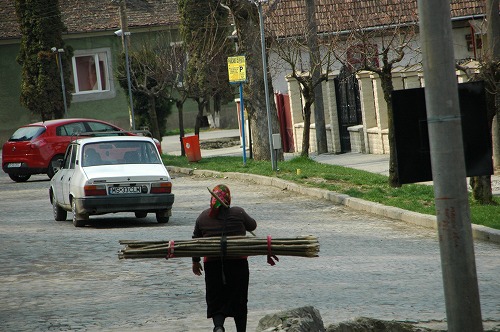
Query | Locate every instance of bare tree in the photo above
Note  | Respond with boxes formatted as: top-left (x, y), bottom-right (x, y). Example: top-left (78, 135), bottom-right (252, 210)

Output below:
top-left (223, 0), bottom-right (282, 161)
top-left (179, 0), bottom-right (234, 136)
top-left (267, 2), bottom-right (334, 157)
top-left (326, 2), bottom-right (419, 187)
top-left (467, 0), bottom-right (500, 204)
top-left (185, 32), bottom-right (231, 135)
top-left (117, 35), bottom-right (178, 141)
top-left (486, 0), bottom-right (500, 170)
top-left (167, 42), bottom-right (189, 156)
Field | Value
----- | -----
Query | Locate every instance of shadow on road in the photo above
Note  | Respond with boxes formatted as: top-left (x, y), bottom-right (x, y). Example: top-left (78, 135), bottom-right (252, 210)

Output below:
top-left (57, 216), bottom-right (169, 229)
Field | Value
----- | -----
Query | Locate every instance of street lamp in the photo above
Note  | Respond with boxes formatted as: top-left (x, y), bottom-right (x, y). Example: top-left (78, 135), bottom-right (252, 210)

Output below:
top-left (51, 47), bottom-right (68, 117)
top-left (252, 0), bottom-right (276, 170)
top-left (114, 29), bottom-right (135, 130)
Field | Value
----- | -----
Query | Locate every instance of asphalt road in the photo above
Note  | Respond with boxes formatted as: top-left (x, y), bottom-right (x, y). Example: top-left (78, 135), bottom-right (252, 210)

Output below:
top-left (0, 170), bottom-right (499, 331)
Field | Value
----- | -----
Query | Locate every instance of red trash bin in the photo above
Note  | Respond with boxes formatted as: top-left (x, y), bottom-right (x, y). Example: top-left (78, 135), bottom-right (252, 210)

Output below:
top-left (182, 135), bottom-right (202, 162)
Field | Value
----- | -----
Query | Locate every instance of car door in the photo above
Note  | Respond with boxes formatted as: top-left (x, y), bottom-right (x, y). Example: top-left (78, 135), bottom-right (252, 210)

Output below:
top-left (62, 145), bottom-right (78, 206)
top-left (54, 145), bottom-right (72, 205)
top-left (51, 122), bottom-right (87, 155)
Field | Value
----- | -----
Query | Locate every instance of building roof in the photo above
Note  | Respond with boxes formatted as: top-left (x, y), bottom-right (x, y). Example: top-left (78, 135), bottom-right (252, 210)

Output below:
top-left (266, 0), bottom-right (486, 38)
top-left (0, 0), bottom-right (487, 41)
top-left (0, 0), bottom-right (180, 40)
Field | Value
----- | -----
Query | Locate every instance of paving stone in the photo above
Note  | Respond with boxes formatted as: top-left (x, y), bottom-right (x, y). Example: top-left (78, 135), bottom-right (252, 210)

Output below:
top-left (0, 172), bottom-right (498, 331)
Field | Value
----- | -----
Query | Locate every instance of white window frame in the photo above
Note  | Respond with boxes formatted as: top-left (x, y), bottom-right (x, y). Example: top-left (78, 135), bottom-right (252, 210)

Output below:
top-left (70, 48), bottom-right (116, 102)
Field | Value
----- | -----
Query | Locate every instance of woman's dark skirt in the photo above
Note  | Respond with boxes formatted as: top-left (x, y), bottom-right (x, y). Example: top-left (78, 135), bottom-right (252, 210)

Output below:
top-left (204, 259), bottom-right (249, 318)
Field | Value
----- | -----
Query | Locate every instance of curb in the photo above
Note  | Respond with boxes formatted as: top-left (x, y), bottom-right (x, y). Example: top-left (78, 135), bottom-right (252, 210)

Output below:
top-left (167, 166), bottom-right (500, 245)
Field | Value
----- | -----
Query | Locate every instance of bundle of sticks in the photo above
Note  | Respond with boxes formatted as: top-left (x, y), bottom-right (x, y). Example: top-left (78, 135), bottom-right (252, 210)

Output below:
top-left (118, 235), bottom-right (319, 261)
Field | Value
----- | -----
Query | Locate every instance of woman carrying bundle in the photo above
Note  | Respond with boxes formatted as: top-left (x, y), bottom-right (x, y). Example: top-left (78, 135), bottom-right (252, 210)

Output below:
top-left (192, 184), bottom-right (257, 332)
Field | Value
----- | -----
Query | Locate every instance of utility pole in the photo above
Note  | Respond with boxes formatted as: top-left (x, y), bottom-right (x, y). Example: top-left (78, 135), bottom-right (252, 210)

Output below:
top-left (118, 0), bottom-right (129, 49)
top-left (416, 1), bottom-right (483, 331)
top-left (118, 0), bottom-right (135, 130)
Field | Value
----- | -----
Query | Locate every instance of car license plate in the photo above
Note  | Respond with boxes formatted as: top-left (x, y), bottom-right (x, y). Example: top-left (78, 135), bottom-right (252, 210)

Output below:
top-left (109, 186), bottom-right (141, 195)
top-left (7, 163), bottom-right (22, 168)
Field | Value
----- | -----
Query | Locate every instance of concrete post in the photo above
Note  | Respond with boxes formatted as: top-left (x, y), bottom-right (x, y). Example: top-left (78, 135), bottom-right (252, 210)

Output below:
top-left (326, 75), bottom-right (342, 153)
top-left (391, 67), bottom-right (404, 91)
top-left (370, 73), bottom-right (387, 153)
top-left (356, 71), bottom-right (377, 153)
top-left (402, 71), bottom-right (421, 89)
top-left (417, 1), bottom-right (483, 331)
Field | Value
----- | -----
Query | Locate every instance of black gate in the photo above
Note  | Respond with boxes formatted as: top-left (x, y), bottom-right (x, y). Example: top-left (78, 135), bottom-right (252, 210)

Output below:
top-left (334, 66), bottom-right (362, 153)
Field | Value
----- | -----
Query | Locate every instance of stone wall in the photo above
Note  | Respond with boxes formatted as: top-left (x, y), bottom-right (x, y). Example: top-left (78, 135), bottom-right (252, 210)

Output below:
top-left (348, 125), bottom-right (365, 153)
top-left (287, 72), bottom-right (342, 155)
top-left (284, 61), bottom-right (488, 157)
top-left (293, 123), bottom-right (335, 155)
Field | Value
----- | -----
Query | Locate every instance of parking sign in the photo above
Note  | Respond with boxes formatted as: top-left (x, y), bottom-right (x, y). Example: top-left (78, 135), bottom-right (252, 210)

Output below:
top-left (227, 56), bottom-right (246, 83)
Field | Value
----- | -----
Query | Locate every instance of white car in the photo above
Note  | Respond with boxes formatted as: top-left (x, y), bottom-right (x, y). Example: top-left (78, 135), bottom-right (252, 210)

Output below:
top-left (49, 136), bottom-right (174, 227)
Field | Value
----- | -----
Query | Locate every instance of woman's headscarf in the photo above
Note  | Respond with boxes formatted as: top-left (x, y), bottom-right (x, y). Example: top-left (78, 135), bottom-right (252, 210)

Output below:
top-left (209, 184), bottom-right (231, 217)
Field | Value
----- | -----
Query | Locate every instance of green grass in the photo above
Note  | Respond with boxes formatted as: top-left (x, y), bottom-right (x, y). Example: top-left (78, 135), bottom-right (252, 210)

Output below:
top-left (162, 154), bottom-right (500, 230)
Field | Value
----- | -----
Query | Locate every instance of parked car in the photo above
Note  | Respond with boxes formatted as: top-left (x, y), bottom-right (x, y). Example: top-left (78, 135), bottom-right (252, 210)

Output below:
top-left (2, 118), bottom-right (162, 182)
top-left (49, 135), bottom-right (174, 227)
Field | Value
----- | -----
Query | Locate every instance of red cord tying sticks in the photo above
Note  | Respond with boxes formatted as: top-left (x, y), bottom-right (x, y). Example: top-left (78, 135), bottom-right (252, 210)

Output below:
top-left (166, 240), bottom-right (175, 259)
top-left (267, 235), bottom-right (279, 266)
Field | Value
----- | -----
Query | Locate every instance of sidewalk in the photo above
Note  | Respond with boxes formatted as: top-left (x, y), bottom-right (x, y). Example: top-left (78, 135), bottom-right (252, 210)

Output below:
top-left (162, 129), bottom-right (242, 158)
top-left (311, 152), bottom-right (390, 176)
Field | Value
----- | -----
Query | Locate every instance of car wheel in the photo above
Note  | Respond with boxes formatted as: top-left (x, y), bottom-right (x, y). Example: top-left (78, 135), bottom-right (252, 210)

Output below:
top-left (134, 212), bottom-right (147, 218)
top-left (47, 155), bottom-right (63, 179)
top-left (52, 191), bottom-right (67, 221)
top-left (72, 199), bottom-right (88, 227)
top-left (156, 210), bottom-right (170, 223)
top-left (8, 174), bottom-right (30, 182)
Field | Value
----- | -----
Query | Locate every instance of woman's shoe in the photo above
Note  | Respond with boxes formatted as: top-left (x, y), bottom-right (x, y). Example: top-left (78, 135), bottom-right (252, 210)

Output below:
top-left (213, 327), bottom-right (225, 332)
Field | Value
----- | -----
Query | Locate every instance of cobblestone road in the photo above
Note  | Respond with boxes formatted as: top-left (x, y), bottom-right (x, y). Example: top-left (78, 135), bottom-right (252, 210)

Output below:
top-left (0, 171), bottom-right (498, 331)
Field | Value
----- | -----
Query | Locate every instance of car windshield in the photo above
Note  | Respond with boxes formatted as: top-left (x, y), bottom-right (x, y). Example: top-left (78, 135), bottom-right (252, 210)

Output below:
top-left (9, 126), bottom-right (45, 141)
top-left (82, 141), bottom-right (161, 167)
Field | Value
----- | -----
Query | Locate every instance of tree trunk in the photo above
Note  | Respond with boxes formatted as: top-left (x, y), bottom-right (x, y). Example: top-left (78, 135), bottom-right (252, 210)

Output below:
top-left (226, 0), bottom-right (281, 161)
top-left (305, 0), bottom-right (328, 154)
top-left (205, 97), bottom-right (220, 129)
top-left (204, 99), bottom-right (212, 128)
top-left (379, 70), bottom-right (400, 187)
top-left (468, 0), bottom-right (499, 202)
top-left (205, 100), bottom-right (214, 129)
top-left (301, 101), bottom-right (313, 157)
top-left (495, 115), bottom-right (500, 171)
top-left (213, 94), bottom-right (221, 128)
top-left (194, 98), bottom-right (207, 136)
top-left (486, 0), bottom-right (500, 169)
top-left (470, 176), bottom-right (494, 204)
top-left (147, 95), bottom-right (161, 141)
top-left (469, 77), bottom-right (497, 204)
top-left (177, 98), bottom-right (186, 156)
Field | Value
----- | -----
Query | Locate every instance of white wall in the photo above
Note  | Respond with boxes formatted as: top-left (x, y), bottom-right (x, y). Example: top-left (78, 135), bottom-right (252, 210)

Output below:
top-left (268, 20), bottom-right (484, 155)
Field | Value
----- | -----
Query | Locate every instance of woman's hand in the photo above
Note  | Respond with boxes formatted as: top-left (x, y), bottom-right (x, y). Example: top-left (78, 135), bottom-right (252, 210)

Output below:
top-left (192, 262), bottom-right (203, 276)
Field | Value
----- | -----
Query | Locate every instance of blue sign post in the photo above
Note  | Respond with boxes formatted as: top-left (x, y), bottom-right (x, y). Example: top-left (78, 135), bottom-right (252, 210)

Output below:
top-left (238, 83), bottom-right (247, 165)
top-left (227, 56), bottom-right (247, 165)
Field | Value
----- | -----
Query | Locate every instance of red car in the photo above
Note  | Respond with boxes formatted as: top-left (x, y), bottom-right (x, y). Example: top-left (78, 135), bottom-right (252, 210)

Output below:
top-left (2, 118), bottom-right (162, 182)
